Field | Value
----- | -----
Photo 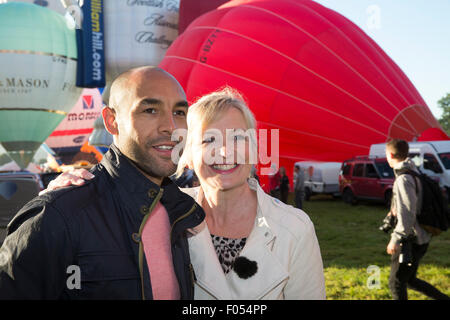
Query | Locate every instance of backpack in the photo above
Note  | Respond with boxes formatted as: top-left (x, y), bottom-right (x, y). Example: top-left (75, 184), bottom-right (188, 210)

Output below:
top-left (398, 169), bottom-right (449, 236)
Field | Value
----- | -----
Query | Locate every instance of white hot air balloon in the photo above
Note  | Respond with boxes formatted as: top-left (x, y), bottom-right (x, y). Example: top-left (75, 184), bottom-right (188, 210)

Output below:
top-left (103, 0), bottom-right (180, 82)
top-left (101, 0), bottom-right (181, 103)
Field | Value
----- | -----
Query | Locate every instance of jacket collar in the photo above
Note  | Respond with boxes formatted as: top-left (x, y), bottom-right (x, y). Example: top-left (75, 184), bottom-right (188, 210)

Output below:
top-left (100, 144), bottom-right (204, 227)
top-left (101, 144), bottom-right (163, 194)
top-left (187, 178), bottom-right (288, 299)
top-left (393, 158), bottom-right (419, 177)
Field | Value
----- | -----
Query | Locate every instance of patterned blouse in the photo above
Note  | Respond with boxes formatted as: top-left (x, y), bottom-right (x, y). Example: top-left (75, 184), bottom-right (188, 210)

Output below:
top-left (210, 234), bottom-right (247, 274)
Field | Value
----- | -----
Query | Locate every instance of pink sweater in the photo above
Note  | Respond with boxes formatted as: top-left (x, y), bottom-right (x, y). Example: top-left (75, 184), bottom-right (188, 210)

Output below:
top-left (141, 202), bottom-right (180, 300)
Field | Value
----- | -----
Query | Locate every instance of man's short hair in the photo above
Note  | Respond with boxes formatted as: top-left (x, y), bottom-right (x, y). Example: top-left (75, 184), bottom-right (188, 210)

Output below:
top-left (386, 139), bottom-right (409, 160)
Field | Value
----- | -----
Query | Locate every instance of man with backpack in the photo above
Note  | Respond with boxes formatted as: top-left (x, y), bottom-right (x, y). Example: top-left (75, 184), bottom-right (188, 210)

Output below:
top-left (385, 139), bottom-right (449, 300)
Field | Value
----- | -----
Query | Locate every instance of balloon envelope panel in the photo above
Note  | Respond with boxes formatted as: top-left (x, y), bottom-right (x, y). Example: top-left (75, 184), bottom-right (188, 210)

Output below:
top-left (104, 0), bottom-right (180, 82)
top-left (4, 0), bottom-right (67, 15)
top-left (45, 88), bottom-right (103, 152)
top-left (0, 3), bottom-right (82, 168)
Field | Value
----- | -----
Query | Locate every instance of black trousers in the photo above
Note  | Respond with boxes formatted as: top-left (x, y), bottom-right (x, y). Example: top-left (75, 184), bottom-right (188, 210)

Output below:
top-left (295, 190), bottom-right (303, 209)
top-left (389, 242), bottom-right (450, 300)
top-left (280, 189), bottom-right (289, 204)
top-left (270, 189), bottom-right (280, 200)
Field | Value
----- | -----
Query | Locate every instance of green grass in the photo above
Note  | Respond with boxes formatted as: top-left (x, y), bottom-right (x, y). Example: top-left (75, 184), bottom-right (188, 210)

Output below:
top-left (287, 193), bottom-right (450, 300)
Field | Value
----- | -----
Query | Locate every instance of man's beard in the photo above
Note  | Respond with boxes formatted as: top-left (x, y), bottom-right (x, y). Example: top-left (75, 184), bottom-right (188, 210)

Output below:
top-left (122, 136), bottom-right (177, 180)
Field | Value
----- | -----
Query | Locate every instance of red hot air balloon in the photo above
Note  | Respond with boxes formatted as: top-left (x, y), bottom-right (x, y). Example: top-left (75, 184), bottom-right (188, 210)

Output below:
top-left (417, 128), bottom-right (450, 142)
top-left (160, 0), bottom-right (447, 190)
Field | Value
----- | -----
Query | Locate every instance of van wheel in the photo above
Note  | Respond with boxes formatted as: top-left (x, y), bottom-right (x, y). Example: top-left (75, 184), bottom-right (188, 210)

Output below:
top-left (343, 188), bottom-right (355, 205)
top-left (384, 190), bottom-right (392, 207)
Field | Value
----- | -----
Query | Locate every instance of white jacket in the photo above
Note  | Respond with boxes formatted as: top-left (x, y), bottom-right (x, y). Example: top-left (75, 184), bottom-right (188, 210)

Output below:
top-left (182, 178), bottom-right (326, 300)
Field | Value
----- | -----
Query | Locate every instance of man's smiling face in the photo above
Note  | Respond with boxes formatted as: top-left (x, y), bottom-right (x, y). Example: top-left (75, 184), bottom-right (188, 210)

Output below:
top-left (110, 67), bottom-right (188, 181)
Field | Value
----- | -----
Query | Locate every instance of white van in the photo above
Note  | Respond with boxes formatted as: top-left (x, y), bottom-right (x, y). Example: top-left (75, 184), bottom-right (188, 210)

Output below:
top-left (294, 161), bottom-right (342, 199)
top-left (369, 140), bottom-right (450, 192)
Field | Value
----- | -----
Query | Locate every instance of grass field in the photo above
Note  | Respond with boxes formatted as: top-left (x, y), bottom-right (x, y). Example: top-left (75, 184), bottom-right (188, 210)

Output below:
top-left (289, 194), bottom-right (450, 300)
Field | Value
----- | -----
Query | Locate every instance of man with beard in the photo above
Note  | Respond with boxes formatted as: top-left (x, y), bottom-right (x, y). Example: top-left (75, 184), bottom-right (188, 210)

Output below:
top-left (0, 67), bottom-right (205, 299)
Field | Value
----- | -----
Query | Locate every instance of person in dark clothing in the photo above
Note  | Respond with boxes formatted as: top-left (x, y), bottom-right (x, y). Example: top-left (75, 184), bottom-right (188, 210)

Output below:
top-left (173, 167), bottom-right (195, 188)
top-left (279, 167), bottom-right (290, 204)
top-left (269, 168), bottom-right (280, 199)
top-left (385, 139), bottom-right (449, 300)
top-left (250, 166), bottom-right (260, 184)
top-left (293, 165), bottom-right (305, 209)
top-left (0, 67), bottom-right (205, 299)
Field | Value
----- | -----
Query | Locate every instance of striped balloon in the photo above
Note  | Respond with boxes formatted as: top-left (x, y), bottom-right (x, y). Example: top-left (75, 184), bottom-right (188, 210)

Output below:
top-left (45, 88), bottom-right (103, 164)
top-left (0, 2), bottom-right (82, 168)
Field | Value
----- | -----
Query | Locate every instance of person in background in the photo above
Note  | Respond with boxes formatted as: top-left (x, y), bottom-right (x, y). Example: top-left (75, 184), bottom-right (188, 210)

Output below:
top-left (250, 166), bottom-right (260, 184)
top-left (385, 139), bottom-right (449, 300)
top-left (191, 173), bottom-right (200, 188)
top-left (268, 166), bottom-right (280, 199)
top-left (174, 167), bottom-right (194, 188)
top-left (279, 167), bottom-right (290, 204)
top-left (293, 165), bottom-right (305, 209)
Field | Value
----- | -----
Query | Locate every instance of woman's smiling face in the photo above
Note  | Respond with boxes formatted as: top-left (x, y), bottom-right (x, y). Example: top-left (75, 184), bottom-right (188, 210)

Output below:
top-left (191, 107), bottom-right (254, 192)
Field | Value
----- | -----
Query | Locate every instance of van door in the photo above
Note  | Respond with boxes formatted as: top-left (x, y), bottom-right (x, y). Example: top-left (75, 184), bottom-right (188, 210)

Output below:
top-left (438, 152), bottom-right (450, 170)
top-left (351, 163), bottom-right (364, 196)
top-left (363, 163), bottom-right (380, 198)
top-left (422, 153), bottom-right (443, 180)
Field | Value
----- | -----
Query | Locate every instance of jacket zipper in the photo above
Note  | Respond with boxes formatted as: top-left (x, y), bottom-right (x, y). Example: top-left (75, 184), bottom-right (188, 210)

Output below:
top-left (169, 203), bottom-right (198, 242)
top-left (138, 188), bottom-right (164, 300)
top-left (170, 202), bottom-right (198, 299)
top-left (189, 262), bottom-right (195, 297)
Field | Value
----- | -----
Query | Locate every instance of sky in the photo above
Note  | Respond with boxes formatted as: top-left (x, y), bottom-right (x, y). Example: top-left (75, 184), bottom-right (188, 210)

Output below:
top-left (313, 0), bottom-right (450, 120)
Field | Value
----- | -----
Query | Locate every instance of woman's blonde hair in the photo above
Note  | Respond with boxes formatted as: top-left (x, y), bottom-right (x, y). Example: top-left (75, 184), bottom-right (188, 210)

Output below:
top-left (175, 86), bottom-right (257, 178)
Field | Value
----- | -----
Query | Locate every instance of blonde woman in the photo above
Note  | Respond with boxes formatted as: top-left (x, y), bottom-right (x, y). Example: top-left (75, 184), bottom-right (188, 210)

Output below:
top-left (175, 87), bottom-right (325, 299)
top-left (42, 87), bottom-right (325, 300)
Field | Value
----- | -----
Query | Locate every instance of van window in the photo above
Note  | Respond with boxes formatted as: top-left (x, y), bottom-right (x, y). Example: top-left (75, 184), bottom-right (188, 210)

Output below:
top-left (375, 160), bottom-right (394, 178)
top-left (311, 170), bottom-right (322, 182)
top-left (438, 153), bottom-right (450, 170)
top-left (352, 163), bottom-right (364, 177)
top-left (409, 153), bottom-right (421, 167)
top-left (342, 163), bottom-right (352, 176)
top-left (365, 164), bottom-right (379, 178)
top-left (424, 153), bottom-right (443, 174)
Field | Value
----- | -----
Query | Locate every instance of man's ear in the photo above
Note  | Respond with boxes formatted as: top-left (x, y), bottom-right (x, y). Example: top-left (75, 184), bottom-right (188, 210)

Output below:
top-left (102, 106), bottom-right (119, 135)
top-left (387, 150), bottom-right (395, 160)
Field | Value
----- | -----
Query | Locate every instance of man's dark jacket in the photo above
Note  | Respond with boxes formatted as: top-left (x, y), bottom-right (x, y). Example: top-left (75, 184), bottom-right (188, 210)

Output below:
top-left (0, 144), bottom-right (205, 299)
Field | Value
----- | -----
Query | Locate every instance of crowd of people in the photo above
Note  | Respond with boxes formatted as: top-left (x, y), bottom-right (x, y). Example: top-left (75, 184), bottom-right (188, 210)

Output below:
top-left (0, 66), bottom-right (447, 300)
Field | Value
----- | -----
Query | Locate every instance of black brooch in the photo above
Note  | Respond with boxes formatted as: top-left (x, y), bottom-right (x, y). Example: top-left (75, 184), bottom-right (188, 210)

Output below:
top-left (232, 256), bottom-right (258, 279)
